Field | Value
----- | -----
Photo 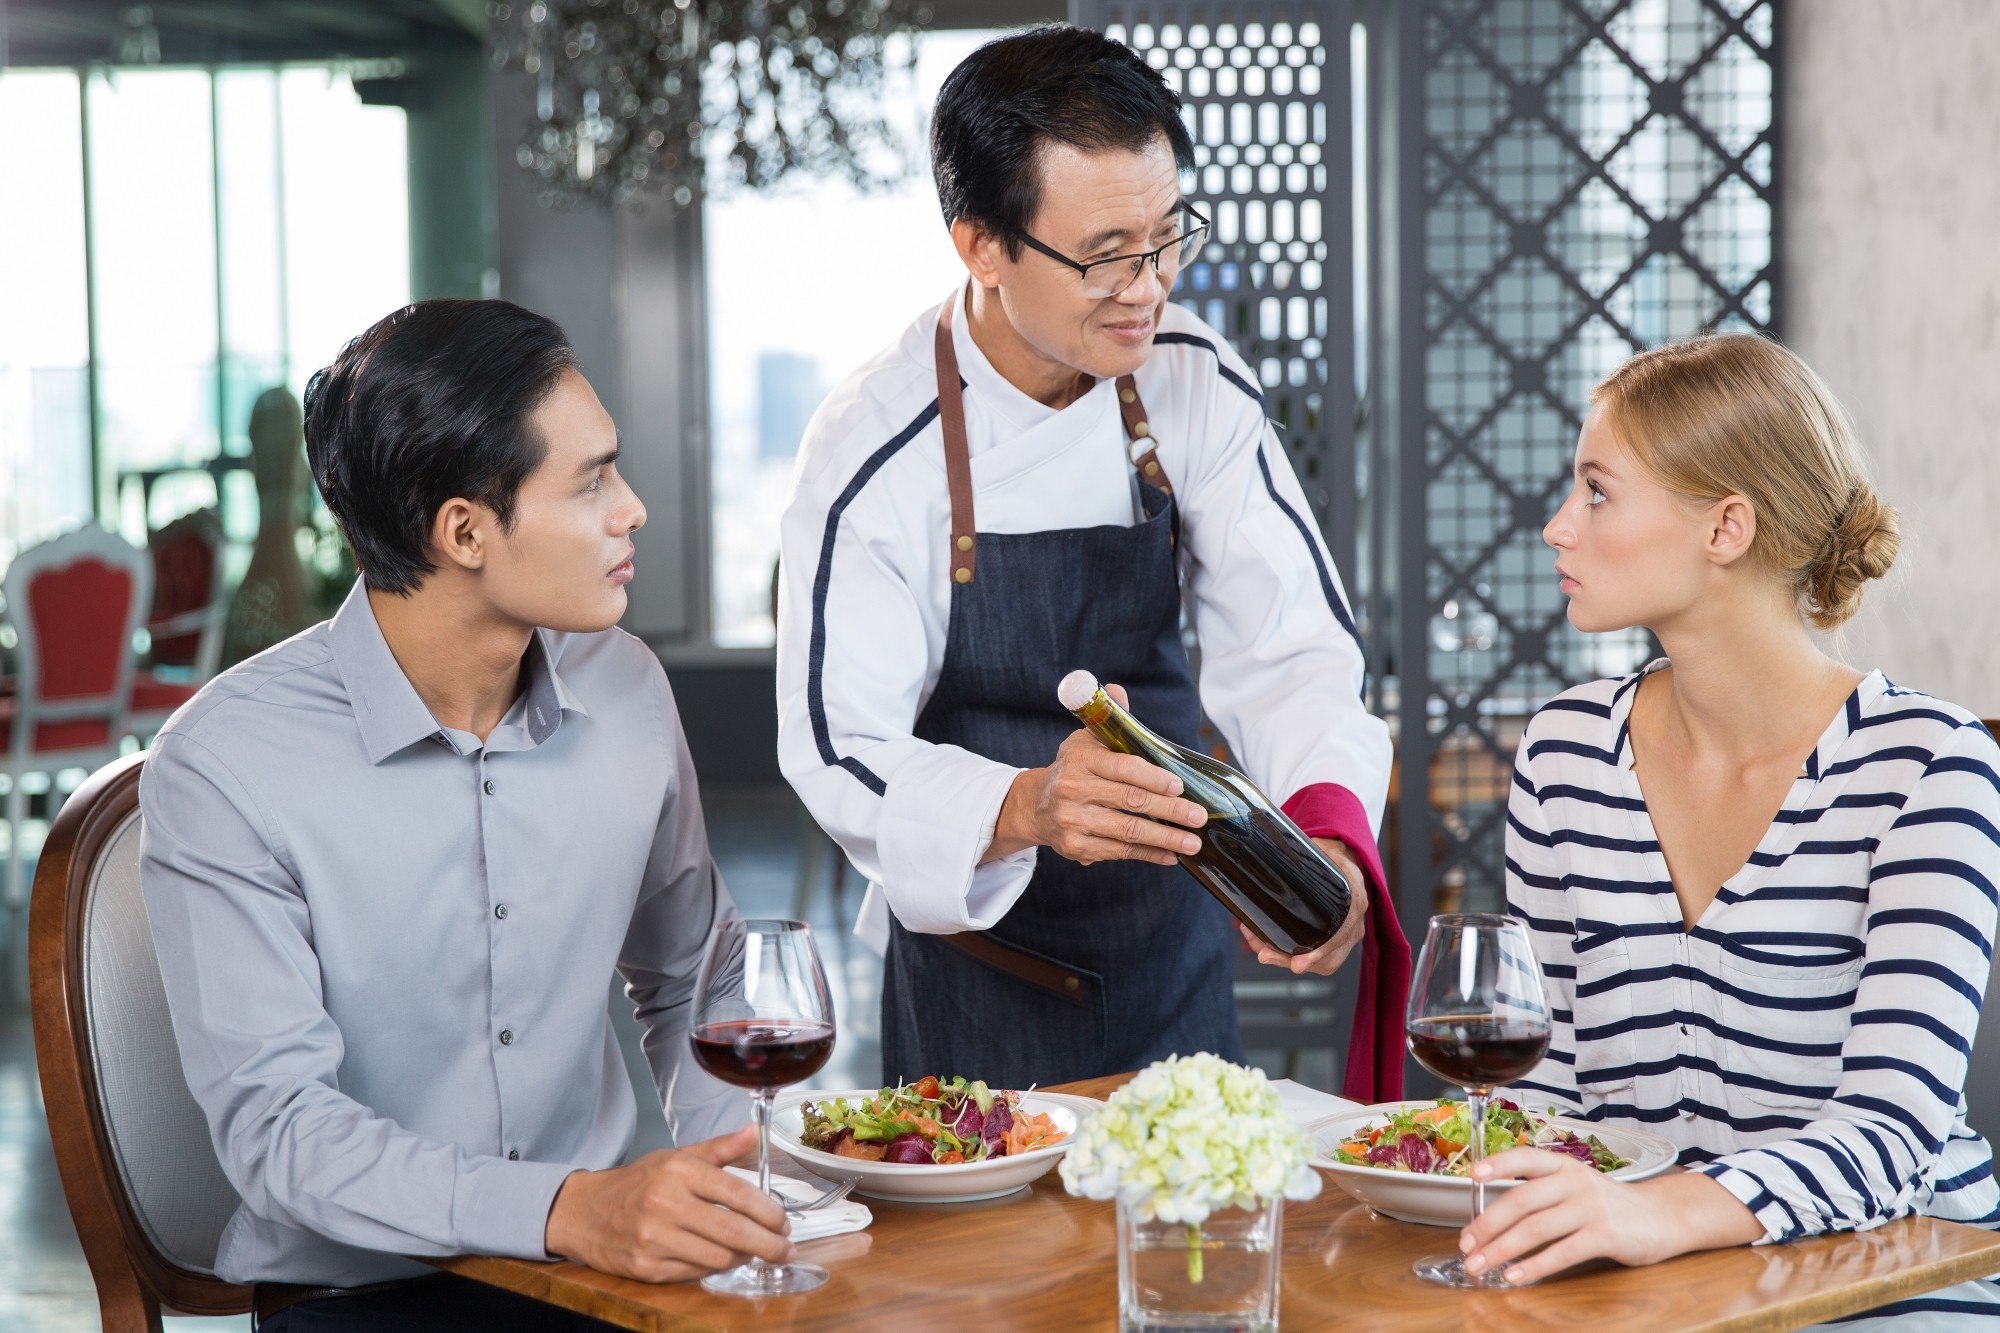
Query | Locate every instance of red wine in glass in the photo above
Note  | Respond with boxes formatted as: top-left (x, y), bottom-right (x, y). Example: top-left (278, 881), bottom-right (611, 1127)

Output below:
top-left (691, 1020), bottom-right (835, 1090)
top-left (1406, 1015), bottom-right (1550, 1088)
top-left (1405, 913), bottom-right (1553, 1290)
top-left (689, 918), bottom-right (836, 1298)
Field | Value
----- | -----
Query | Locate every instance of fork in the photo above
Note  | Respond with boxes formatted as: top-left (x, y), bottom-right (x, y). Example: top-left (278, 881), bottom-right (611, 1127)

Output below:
top-left (779, 1177), bottom-right (858, 1213)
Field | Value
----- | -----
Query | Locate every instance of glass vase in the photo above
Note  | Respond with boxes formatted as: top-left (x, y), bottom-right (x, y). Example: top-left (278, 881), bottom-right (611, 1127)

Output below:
top-left (1115, 1196), bottom-right (1281, 1333)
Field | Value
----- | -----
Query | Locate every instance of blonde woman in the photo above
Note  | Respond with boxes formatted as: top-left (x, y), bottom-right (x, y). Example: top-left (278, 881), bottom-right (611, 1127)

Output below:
top-left (1469, 334), bottom-right (2000, 1324)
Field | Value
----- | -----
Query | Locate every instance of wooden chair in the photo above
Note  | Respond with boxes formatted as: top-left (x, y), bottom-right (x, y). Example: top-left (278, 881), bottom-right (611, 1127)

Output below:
top-left (30, 751), bottom-right (251, 1331)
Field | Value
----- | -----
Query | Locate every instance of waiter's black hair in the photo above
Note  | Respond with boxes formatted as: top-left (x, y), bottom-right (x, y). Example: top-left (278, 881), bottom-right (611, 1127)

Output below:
top-left (931, 24), bottom-right (1195, 258)
top-left (303, 299), bottom-right (577, 595)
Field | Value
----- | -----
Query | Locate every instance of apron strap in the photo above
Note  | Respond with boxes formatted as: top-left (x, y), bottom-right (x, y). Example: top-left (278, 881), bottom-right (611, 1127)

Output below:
top-left (934, 299), bottom-right (979, 587)
top-left (1115, 375), bottom-right (1173, 496)
top-left (935, 295), bottom-right (1174, 584)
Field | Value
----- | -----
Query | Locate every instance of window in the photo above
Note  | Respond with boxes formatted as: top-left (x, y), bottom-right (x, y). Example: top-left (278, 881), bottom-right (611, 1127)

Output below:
top-left (0, 71), bottom-right (90, 562)
top-left (0, 64), bottom-right (408, 563)
top-left (703, 30), bottom-right (1003, 649)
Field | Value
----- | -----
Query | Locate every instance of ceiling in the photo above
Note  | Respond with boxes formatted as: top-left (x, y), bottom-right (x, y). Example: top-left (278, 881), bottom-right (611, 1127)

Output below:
top-left (0, 0), bottom-right (1068, 69)
top-left (0, 0), bottom-right (486, 68)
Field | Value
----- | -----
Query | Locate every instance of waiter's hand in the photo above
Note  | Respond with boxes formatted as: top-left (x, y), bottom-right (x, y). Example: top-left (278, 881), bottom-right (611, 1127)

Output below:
top-left (983, 684), bottom-right (1209, 868)
top-left (1240, 837), bottom-right (1369, 976)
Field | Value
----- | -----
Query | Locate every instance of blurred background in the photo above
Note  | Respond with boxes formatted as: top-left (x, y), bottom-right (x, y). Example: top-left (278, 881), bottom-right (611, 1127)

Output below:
top-left (1, 0), bottom-right (1996, 1325)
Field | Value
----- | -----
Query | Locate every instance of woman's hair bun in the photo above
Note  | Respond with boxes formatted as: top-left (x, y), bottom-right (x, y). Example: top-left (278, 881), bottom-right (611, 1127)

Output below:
top-left (1804, 484), bottom-right (1899, 629)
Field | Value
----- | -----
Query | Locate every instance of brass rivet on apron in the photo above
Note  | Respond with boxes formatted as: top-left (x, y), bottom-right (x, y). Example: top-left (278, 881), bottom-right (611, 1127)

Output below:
top-left (1144, 461), bottom-right (1161, 476)
top-left (1119, 388), bottom-right (1136, 404)
top-left (1133, 420), bottom-right (1151, 438)
top-left (956, 534), bottom-right (973, 552)
top-left (954, 566), bottom-right (972, 584)
top-left (1064, 976), bottom-right (1080, 993)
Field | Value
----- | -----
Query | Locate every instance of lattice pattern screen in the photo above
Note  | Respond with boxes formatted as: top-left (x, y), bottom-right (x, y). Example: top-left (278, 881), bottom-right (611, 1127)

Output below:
top-left (1389, 0), bottom-right (1779, 916)
top-left (1070, 0), bottom-right (1363, 1093)
top-left (1072, 0), bottom-right (1359, 587)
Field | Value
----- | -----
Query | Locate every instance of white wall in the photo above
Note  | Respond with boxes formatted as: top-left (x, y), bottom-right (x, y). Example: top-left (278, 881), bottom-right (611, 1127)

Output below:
top-left (1786, 0), bottom-right (2000, 717)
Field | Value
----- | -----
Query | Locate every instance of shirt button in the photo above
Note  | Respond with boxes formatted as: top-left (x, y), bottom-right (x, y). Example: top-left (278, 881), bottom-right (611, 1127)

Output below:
top-left (483, 779), bottom-right (496, 795)
top-left (494, 903), bottom-right (509, 920)
top-left (499, 1029), bottom-right (514, 1046)
top-left (508, 1149), bottom-right (520, 1161)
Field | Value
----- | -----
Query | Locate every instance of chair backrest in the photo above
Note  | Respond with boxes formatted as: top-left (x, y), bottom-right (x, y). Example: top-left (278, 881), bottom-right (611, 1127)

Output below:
top-left (4, 526), bottom-right (150, 756)
top-left (30, 752), bottom-right (250, 1327)
top-left (145, 509), bottom-right (225, 677)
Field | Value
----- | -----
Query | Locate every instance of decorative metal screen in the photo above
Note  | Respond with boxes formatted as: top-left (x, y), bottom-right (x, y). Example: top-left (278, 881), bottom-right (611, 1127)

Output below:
top-left (1070, 0), bottom-right (1363, 1091)
top-left (1071, 0), bottom-right (1360, 590)
top-left (1061, 0), bottom-right (1780, 1067)
top-left (1380, 0), bottom-right (1780, 919)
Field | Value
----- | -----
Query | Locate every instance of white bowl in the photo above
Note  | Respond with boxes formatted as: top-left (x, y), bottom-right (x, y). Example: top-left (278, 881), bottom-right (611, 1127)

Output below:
top-left (1308, 1100), bottom-right (1678, 1227)
top-left (772, 1088), bottom-right (1100, 1204)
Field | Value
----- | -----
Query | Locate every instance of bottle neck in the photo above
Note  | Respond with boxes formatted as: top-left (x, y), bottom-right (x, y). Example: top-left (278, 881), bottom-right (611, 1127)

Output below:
top-left (1075, 689), bottom-right (1171, 763)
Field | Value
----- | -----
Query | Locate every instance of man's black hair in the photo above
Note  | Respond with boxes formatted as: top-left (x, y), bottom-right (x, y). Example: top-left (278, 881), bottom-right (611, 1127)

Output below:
top-left (931, 24), bottom-right (1195, 258)
top-left (303, 299), bottom-right (577, 595)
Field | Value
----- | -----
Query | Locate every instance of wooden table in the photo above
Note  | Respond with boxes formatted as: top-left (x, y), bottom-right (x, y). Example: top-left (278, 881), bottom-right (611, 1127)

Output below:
top-left (433, 1075), bottom-right (2000, 1331)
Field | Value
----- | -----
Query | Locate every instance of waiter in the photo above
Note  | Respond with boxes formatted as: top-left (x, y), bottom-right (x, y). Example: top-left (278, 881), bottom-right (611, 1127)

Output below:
top-left (775, 25), bottom-right (1402, 1096)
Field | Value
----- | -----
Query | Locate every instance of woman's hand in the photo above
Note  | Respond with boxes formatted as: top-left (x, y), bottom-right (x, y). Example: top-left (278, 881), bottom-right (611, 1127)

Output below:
top-left (1458, 1149), bottom-right (1764, 1285)
top-left (1239, 838), bottom-right (1369, 975)
top-left (983, 684), bottom-right (1209, 867)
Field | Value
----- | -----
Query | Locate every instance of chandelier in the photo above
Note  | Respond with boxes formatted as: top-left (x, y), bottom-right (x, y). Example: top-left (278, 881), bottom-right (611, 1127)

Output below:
top-left (490, 0), bottom-right (934, 211)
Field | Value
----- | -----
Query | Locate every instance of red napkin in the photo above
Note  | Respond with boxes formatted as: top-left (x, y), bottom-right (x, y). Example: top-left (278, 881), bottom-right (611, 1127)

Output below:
top-left (1281, 784), bottom-right (1410, 1102)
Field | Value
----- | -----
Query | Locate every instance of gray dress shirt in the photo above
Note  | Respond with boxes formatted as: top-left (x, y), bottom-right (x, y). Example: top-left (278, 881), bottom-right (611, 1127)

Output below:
top-left (140, 580), bottom-right (747, 1286)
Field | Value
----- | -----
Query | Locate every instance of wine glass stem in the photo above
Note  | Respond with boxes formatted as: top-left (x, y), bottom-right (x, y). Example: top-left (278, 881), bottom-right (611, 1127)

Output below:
top-left (1468, 1086), bottom-right (1490, 1222)
top-left (750, 1087), bottom-right (776, 1276)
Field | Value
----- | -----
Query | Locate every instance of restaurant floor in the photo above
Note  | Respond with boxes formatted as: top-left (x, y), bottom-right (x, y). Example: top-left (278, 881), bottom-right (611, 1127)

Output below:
top-left (0, 781), bottom-right (876, 1332)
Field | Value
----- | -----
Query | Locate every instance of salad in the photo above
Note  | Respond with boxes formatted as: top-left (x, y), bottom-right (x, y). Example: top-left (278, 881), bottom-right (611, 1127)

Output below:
top-left (1331, 1099), bottom-right (1628, 1177)
top-left (799, 1075), bottom-right (1067, 1166)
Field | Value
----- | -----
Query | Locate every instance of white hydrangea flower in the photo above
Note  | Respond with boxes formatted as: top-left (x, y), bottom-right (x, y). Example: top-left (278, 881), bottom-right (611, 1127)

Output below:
top-left (1059, 1052), bottom-right (1322, 1224)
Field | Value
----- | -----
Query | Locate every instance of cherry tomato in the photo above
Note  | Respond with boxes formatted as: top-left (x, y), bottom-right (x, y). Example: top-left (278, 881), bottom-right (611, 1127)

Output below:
top-left (913, 1075), bottom-right (941, 1100)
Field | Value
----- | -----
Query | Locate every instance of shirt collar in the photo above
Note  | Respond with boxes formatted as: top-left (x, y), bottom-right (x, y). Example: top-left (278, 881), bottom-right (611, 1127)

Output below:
top-left (327, 579), bottom-right (589, 764)
top-left (949, 284), bottom-right (1109, 437)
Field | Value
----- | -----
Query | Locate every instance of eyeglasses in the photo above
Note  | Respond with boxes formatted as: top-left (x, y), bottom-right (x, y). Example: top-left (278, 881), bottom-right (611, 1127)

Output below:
top-left (1018, 204), bottom-right (1211, 300)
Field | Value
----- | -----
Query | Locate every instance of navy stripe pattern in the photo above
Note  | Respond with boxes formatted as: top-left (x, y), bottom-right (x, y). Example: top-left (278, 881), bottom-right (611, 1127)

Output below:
top-left (1503, 665), bottom-right (2000, 1264)
top-left (806, 399), bottom-right (940, 795)
top-left (1151, 330), bottom-right (1365, 661)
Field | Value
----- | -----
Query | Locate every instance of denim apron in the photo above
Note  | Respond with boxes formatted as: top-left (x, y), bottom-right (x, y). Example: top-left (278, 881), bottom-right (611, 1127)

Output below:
top-left (878, 300), bottom-right (1244, 1088)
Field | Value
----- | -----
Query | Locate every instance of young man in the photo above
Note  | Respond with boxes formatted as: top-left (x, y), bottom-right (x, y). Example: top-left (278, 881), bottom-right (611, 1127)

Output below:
top-left (774, 26), bottom-right (1406, 1097)
top-left (141, 300), bottom-right (792, 1331)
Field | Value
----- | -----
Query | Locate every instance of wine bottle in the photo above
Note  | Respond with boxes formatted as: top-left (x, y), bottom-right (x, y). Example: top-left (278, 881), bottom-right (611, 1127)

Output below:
top-left (1056, 669), bottom-right (1352, 956)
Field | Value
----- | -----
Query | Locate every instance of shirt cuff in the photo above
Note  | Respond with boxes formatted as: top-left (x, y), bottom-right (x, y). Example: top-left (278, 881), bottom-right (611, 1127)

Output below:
top-left (452, 1154), bottom-right (578, 1260)
top-left (1696, 1162), bottom-right (1798, 1245)
top-left (878, 747), bottom-right (1038, 934)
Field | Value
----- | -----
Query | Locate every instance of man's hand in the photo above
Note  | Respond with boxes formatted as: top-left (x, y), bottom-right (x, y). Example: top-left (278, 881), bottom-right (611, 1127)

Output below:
top-left (1240, 837), bottom-right (1369, 976)
top-left (982, 684), bottom-right (1209, 867)
top-left (543, 1126), bottom-right (794, 1283)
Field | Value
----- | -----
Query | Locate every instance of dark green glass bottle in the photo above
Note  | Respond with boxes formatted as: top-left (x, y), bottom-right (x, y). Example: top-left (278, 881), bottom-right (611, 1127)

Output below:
top-left (1056, 670), bottom-right (1353, 955)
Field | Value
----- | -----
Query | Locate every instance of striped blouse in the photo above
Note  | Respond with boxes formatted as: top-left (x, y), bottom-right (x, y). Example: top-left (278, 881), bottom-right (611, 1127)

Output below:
top-left (1503, 662), bottom-right (2000, 1317)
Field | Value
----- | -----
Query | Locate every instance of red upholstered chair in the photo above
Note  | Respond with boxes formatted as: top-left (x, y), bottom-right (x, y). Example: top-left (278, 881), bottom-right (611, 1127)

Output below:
top-left (2, 526), bottom-right (150, 918)
top-left (129, 510), bottom-right (222, 737)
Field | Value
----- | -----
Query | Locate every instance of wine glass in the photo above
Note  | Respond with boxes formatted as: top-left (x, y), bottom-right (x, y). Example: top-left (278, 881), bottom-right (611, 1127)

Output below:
top-left (688, 917), bottom-right (837, 1297)
top-left (1405, 913), bottom-right (1552, 1289)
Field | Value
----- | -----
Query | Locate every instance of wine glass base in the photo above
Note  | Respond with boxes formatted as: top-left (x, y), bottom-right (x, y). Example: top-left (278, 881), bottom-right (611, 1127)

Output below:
top-left (700, 1260), bottom-right (829, 1297)
top-left (1412, 1254), bottom-right (1524, 1289)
